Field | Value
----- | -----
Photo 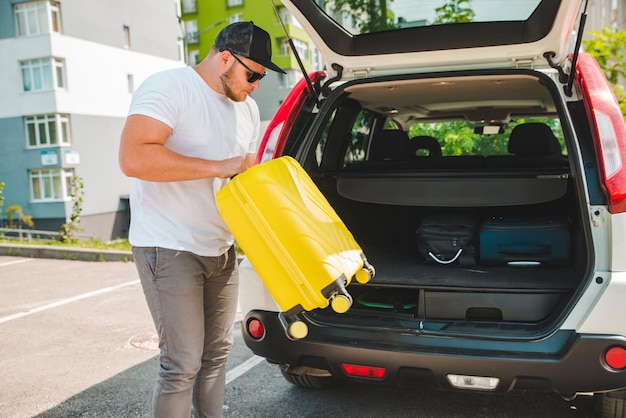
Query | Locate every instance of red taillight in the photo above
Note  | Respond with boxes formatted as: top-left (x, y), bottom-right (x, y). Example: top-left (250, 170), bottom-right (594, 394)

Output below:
top-left (576, 53), bottom-right (626, 213)
top-left (255, 71), bottom-right (326, 164)
top-left (605, 346), bottom-right (626, 370)
top-left (340, 363), bottom-right (387, 380)
top-left (246, 318), bottom-right (265, 340)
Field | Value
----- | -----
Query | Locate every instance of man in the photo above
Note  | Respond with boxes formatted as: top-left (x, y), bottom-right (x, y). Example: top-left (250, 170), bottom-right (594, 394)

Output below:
top-left (119, 22), bottom-right (286, 418)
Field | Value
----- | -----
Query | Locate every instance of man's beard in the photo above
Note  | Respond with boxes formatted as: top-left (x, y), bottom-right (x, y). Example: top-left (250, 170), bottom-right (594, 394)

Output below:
top-left (220, 67), bottom-right (246, 102)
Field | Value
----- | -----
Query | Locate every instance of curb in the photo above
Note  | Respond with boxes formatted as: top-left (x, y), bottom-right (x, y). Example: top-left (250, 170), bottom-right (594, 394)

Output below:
top-left (0, 243), bottom-right (134, 262)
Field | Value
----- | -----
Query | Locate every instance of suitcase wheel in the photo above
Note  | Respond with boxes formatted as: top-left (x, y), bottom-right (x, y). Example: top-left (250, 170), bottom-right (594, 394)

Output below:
top-left (288, 320), bottom-right (309, 340)
top-left (279, 311), bottom-right (309, 340)
top-left (330, 293), bottom-right (353, 314)
top-left (355, 265), bottom-right (374, 284)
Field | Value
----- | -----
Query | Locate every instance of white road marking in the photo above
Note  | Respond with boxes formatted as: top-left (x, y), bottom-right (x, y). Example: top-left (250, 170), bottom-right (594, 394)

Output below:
top-left (0, 258), bottom-right (34, 268)
top-left (226, 355), bottom-right (265, 384)
top-left (0, 280), bottom-right (140, 324)
top-left (0, 262), bottom-right (263, 383)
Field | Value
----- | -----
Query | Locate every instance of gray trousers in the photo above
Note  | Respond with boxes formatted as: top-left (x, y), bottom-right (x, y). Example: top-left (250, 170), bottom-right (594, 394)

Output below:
top-left (132, 246), bottom-right (239, 418)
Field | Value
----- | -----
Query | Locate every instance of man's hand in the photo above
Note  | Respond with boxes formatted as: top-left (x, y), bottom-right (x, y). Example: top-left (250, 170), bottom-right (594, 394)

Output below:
top-left (217, 156), bottom-right (247, 179)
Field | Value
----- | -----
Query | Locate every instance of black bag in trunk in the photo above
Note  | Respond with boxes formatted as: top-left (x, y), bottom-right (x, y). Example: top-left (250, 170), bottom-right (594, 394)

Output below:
top-left (417, 213), bottom-right (478, 266)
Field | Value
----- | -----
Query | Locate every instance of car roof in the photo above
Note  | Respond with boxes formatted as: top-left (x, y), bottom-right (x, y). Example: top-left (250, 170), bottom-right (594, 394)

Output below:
top-left (280, 0), bottom-right (584, 79)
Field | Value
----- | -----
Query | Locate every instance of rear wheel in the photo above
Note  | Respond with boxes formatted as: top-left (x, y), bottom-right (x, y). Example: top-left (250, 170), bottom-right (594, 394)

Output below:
top-left (279, 364), bottom-right (335, 389)
top-left (596, 391), bottom-right (626, 418)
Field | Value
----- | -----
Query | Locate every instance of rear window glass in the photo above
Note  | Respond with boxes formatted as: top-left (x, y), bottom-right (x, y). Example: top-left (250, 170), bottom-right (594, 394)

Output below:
top-left (315, 0), bottom-right (543, 35)
top-left (335, 114), bottom-right (566, 170)
top-left (408, 118), bottom-right (565, 157)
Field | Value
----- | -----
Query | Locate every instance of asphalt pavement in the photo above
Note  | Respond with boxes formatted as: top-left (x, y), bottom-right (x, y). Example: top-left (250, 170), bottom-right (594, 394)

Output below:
top-left (0, 251), bottom-right (253, 418)
top-left (0, 253), bottom-right (599, 418)
top-left (0, 255), bottom-right (153, 417)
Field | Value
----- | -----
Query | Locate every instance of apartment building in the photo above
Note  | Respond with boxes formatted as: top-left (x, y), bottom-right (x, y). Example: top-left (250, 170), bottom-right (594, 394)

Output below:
top-left (587, 0), bottom-right (626, 31)
top-left (0, 0), bottom-right (185, 240)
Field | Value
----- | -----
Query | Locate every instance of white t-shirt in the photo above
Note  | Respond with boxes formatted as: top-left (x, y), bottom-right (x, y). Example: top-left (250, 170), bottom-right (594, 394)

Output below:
top-left (127, 66), bottom-right (259, 256)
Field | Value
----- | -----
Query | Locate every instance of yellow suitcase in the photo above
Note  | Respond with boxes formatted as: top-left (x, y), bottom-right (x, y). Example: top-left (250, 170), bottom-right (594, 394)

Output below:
top-left (216, 156), bottom-right (374, 340)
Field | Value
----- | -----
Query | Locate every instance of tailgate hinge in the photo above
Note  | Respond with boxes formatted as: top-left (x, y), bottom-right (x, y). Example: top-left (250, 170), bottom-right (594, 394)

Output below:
top-left (351, 68), bottom-right (371, 80)
top-left (514, 58), bottom-right (535, 70)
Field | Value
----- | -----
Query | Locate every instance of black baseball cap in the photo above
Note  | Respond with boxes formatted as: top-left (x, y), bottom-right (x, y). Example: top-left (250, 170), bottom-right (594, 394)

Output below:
top-left (215, 21), bottom-right (286, 74)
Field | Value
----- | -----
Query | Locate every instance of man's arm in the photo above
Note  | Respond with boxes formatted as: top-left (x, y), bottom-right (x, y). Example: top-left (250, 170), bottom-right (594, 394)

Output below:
top-left (119, 114), bottom-right (247, 182)
top-left (244, 153), bottom-right (257, 170)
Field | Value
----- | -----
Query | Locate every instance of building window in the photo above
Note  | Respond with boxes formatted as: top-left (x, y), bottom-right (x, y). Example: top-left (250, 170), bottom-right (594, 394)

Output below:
top-left (21, 57), bottom-right (66, 92)
top-left (182, 0), bottom-right (197, 13)
top-left (25, 114), bottom-right (71, 148)
top-left (54, 58), bottom-right (65, 88)
top-left (30, 168), bottom-right (74, 201)
top-left (123, 25), bottom-right (131, 48)
top-left (227, 0), bottom-right (243, 7)
top-left (279, 69), bottom-right (303, 89)
top-left (280, 38), bottom-right (309, 59)
top-left (278, 6), bottom-right (301, 28)
top-left (14, 1), bottom-right (61, 37)
top-left (188, 50), bottom-right (200, 65)
top-left (177, 37), bottom-right (185, 61)
top-left (127, 74), bottom-right (134, 93)
top-left (49, 2), bottom-right (60, 32)
top-left (229, 13), bottom-right (243, 23)
top-left (185, 20), bottom-right (198, 44)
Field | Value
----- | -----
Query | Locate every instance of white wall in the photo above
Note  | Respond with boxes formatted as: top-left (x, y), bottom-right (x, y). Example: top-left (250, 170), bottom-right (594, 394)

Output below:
top-left (0, 33), bottom-right (185, 119)
top-left (52, 33), bottom-right (185, 117)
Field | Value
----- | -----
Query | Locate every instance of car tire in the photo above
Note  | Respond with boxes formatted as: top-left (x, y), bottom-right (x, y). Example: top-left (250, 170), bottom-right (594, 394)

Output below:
top-left (596, 391), bottom-right (626, 418)
top-left (279, 364), bottom-right (335, 389)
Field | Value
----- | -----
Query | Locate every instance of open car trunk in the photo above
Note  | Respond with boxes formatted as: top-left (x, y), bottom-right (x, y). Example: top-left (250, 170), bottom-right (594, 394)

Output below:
top-left (292, 70), bottom-right (592, 340)
top-left (309, 179), bottom-right (585, 338)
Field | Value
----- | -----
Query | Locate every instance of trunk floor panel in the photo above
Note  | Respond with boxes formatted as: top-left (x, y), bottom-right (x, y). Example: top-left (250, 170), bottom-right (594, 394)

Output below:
top-left (308, 250), bottom-right (577, 338)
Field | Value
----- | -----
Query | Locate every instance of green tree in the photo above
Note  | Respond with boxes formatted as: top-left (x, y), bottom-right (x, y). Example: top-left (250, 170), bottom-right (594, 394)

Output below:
top-left (409, 121), bottom-right (505, 156)
top-left (583, 26), bottom-right (626, 117)
top-left (328, 0), bottom-right (396, 33)
top-left (433, 0), bottom-right (475, 24)
top-left (1, 183), bottom-right (35, 236)
top-left (59, 176), bottom-right (84, 243)
top-left (6, 205), bottom-right (34, 233)
top-left (409, 118), bottom-right (564, 156)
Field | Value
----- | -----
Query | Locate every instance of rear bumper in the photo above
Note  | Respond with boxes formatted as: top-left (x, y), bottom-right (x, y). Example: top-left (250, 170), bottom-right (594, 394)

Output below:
top-left (242, 310), bottom-right (626, 395)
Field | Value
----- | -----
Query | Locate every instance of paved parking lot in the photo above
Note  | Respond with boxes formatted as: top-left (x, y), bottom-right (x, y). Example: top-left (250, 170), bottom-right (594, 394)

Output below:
top-left (0, 256), bottom-right (156, 417)
top-left (0, 255), bottom-right (599, 418)
top-left (0, 254), bottom-right (266, 418)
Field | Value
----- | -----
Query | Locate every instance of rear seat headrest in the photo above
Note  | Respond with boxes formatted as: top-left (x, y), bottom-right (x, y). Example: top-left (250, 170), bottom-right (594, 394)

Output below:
top-left (370, 130), bottom-right (409, 161)
top-left (508, 123), bottom-right (560, 156)
top-left (409, 136), bottom-right (442, 158)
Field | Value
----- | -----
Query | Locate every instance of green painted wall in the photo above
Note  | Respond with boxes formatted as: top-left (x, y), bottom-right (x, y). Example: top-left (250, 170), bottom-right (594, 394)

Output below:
top-left (183, 0), bottom-right (311, 72)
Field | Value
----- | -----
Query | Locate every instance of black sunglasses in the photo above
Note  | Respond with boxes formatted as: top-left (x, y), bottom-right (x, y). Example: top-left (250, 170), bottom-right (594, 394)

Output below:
top-left (229, 52), bottom-right (266, 83)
